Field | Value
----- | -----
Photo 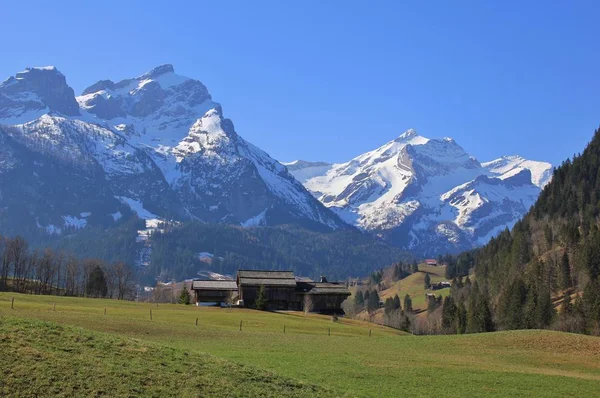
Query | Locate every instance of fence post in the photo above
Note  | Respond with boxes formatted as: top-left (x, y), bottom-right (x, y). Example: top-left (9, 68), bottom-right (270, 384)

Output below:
top-left (104, 308), bottom-right (107, 316)
top-left (328, 328), bottom-right (331, 336)
top-left (284, 325), bottom-right (286, 334)
top-left (53, 302), bottom-right (56, 311)
top-left (369, 329), bottom-right (372, 337)
top-left (11, 297), bottom-right (14, 309)
top-left (150, 309), bottom-right (153, 320)
top-left (239, 320), bottom-right (242, 331)
top-left (196, 317), bottom-right (198, 326)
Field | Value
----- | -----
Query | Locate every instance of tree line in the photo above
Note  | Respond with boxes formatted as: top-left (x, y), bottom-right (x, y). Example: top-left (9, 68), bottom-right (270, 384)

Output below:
top-left (0, 234), bottom-right (136, 300)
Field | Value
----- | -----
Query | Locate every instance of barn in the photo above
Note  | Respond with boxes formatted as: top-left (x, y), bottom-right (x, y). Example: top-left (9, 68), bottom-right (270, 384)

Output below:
top-left (236, 270), bottom-right (301, 310)
top-left (298, 280), bottom-right (351, 314)
top-left (192, 280), bottom-right (238, 304)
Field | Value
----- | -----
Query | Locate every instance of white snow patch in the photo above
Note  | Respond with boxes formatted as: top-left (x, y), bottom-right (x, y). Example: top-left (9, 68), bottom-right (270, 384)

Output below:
top-left (62, 215), bottom-right (87, 229)
top-left (111, 211), bottom-right (122, 221)
top-left (241, 208), bottom-right (268, 227)
top-left (115, 196), bottom-right (157, 220)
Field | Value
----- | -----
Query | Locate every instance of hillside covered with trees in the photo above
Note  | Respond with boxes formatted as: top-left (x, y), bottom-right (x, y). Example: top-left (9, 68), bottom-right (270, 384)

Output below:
top-left (441, 127), bottom-right (600, 335)
top-left (148, 223), bottom-right (411, 281)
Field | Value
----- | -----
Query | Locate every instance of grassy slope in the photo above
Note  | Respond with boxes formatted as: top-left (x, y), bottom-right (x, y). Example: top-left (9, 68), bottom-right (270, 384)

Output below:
top-left (1, 293), bottom-right (600, 397)
top-left (0, 317), bottom-right (325, 398)
top-left (380, 264), bottom-right (451, 311)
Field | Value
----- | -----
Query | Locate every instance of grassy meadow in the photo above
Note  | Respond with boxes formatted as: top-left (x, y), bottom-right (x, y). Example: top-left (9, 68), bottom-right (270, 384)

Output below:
top-left (1, 292), bottom-right (599, 397)
top-left (379, 264), bottom-right (452, 310)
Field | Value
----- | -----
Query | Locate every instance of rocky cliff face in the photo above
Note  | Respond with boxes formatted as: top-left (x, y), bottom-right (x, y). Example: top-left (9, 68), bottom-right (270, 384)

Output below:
top-left (0, 65), bottom-right (345, 239)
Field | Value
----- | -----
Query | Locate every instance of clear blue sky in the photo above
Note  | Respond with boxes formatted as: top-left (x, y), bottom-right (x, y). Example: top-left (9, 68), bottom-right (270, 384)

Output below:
top-left (2, 0), bottom-right (599, 165)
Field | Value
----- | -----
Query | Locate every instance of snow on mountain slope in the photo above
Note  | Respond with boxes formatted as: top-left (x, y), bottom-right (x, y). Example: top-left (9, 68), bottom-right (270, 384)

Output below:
top-left (283, 160), bottom-right (333, 184)
top-left (482, 155), bottom-right (553, 188)
top-left (287, 130), bottom-right (551, 255)
top-left (0, 66), bottom-right (79, 124)
top-left (0, 65), bottom-right (345, 236)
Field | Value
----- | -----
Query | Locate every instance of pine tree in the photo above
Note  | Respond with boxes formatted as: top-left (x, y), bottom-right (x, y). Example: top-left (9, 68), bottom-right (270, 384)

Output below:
top-left (179, 283), bottom-right (191, 305)
top-left (424, 273), bottom-right (431, 289)
top-left (441, 296), bottom-right (458, 332)
top-left (456, 301), bottom-right (467, 334)
top-left (86, 266), bottom-right (108, 298)
top-left (254, 285), bottom-right (267, 310)
top-left (559, 251), bottom-right (571, 290)
top-left (411, 261), bottom-right (419, 273)
top-left (403, 294), bottom-right (413, 314)
top-left (367, 290), bottom-right (380, 312)
top-left (384, 297), bottom-right (394, 315)
top-left (535, 286), bottom-right (555, 328)
top-left (393, 294), bottom-right (401, 310)
top-left (355, 290), bottom-right (364, 307)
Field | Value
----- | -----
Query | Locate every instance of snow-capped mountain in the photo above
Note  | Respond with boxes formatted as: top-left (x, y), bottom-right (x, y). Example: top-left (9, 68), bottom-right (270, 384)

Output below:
top-left (286, 130), bottom-right (552, 255)
top-left (0, 65), bottom-right (344, 237)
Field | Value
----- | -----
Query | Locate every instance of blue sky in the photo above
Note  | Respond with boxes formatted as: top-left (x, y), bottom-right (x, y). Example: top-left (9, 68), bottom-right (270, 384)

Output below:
top-left (2, 0), bottom-right (599, 165)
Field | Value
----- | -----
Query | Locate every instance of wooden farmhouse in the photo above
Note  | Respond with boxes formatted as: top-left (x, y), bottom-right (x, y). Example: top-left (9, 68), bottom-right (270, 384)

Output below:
top-left (297, 279), bottom-right (351, 314)
top-left (192, 269), bottom-right (351, 313)
top-left (237, 270), bottom-right (301, 310)
top-left (192, 280), bottom-right (238, 304)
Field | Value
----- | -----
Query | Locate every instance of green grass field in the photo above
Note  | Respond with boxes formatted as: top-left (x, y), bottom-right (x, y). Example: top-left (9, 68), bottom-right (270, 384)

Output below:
top-left (1, 292), bottom-right (599, 397)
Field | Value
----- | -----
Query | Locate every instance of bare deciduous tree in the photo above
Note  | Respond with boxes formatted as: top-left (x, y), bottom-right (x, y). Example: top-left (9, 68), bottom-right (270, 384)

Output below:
top-left (303, 294), bottom-right (314, 316)
top-left (65, 254), bottom-right (80, 296)
top-left (113, 262), bottom-right (133, 300)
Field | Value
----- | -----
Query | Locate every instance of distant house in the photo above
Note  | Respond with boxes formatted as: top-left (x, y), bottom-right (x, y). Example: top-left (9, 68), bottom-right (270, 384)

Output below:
top-left (430, 281), bottom-right (451, 291)
top-left (297, 279), bottom-right (351, 313)
top-left (192, 280), bottom-right (238, 304)
top-left (237, 270), bottom-right (300, 310)
top-left (425, 259), bottom-right (438, 266)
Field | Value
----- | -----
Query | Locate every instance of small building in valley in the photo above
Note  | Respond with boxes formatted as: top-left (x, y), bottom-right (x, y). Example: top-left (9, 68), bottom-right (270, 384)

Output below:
top-left (425, 259), bottom-right (438, 266)
top-left (192, 280), bottom-right (238, 304)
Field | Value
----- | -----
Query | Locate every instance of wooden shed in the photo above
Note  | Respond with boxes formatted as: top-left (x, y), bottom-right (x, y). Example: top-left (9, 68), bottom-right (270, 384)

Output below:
top-left (192, 280), bottom-right (238, 304)
top-left (298, 281), bottom-right (351, 314)
top-left (237, 270), bottom-right (300, 310)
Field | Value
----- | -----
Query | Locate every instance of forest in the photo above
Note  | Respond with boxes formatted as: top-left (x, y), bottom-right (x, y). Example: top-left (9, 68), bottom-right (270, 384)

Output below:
top-left (147, 223), bottom-right (411, 281)
top-left (435, 126), bottom-right (600, 335)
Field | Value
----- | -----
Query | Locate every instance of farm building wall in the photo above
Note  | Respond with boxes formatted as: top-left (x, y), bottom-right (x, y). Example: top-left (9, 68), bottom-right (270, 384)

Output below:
top-left (239, 286), bottom-right (301, 310)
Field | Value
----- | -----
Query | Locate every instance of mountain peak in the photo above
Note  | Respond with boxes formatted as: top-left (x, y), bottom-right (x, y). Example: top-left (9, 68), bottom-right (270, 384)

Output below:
top-left (141, 64), bottom-right (175, 80)
top-left (0, 65), bottom-right (79, 122)
top-left (398, 129), bottom-right (418, 140)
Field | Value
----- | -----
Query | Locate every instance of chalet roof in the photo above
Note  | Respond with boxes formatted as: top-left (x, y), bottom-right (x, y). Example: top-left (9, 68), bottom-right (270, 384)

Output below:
top-left (296, 281), bottom-right (351, 295)
top-left (307, 282), bottom-right (351, 295)
top-left (237, 270), bottom-right (297, 287)
top-left (192, 280), bottom-right (238, 290)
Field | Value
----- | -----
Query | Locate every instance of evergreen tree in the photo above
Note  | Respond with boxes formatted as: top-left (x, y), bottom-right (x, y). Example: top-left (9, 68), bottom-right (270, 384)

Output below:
top-left (424, 273), bottom-right (431, 289)
top-left (86, 266), bottom-right (108, 298)
top-left (384, 297), bottom-right (394, 315)
top-left (393, 294), bottom-right (401, 311)
top-left (559, 251), bottom-right (572, 290)
top-left (179, 283), bottom-right (191, 305)
top-left (441, 296), bottom-right (458, 333)
top-left (467, 282), bottom-right (494, 333)
top-left (354, 290), bottom-right (364, 307)
top-left (411, 261), bottom-right (419, 273)
top-left (456, 301), bottom-right (467, 334)
top-left (403, 294), bottom-right (413, 314)
top-left (535, 286), bottom-right (556, 328)
top-left (367, 290), bottom-right (381, 312)
top-left (254, 285), bottom-right (267, 310)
